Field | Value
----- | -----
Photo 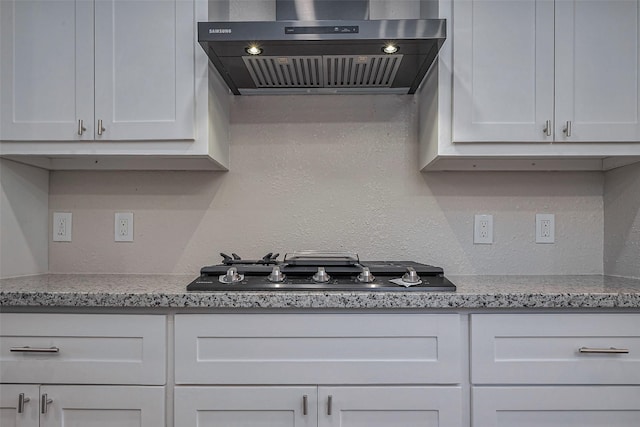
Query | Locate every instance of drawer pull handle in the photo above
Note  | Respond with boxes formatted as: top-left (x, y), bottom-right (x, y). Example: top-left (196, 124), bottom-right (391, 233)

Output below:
top-left (10, 346), bottom-right (60, 353)
top-left (40, 394), bottom-right (53, 414)
top-left (18, 393), bottom-right (30, 413)
top-left (543, 120), bottom-right (552, 136)
top-left (302, 395), bottom-right (308, 415)
top-left (327, 395), bottom-right (333, 416)
top-left (578, 347), bottom-right (629, 354)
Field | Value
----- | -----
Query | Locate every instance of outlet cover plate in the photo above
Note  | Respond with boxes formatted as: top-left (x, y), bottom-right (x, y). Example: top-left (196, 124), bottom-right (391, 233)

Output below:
top-left (53, 212), bottom-right (72, 242)
top-left (115, 212), bottom-right (134, 242)
top-left (474, 214), bottom-right (493, 244)
top-left (536, 213), bottom-right (555, 243)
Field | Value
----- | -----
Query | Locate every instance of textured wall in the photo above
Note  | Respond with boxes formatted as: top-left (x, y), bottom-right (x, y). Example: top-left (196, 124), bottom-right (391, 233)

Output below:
top-left (1, 159), bottom-right (49, 278)
top-left (604, 162), bottom-right (640, 278)
top-left (48, 95), bottom-right (605, 275)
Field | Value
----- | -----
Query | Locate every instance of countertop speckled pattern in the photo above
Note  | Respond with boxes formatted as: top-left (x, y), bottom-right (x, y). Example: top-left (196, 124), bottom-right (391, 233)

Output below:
top-left (1, 274), bottom-right (639, 309)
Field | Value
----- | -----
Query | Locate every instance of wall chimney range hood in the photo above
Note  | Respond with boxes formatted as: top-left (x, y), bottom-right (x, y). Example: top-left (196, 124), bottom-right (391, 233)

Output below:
top-left (198, 0), bottom-right (446, 95)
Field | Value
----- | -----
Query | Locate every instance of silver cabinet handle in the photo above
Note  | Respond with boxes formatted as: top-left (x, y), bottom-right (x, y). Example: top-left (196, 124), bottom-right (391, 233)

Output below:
top-left (97, 119), bottom-right (105, 135)
top-left (563, 120), bottom-right (572, 137)
top-left (579, 347), bottom-right (629, 354)
top-left (40, 394), bottom-right (53, 414)
top-left (543, 120), bottom-right (552, 136)
top-left (77, 119), bottom-right (87, 136)
top-left (18, 393), bottom-right (30, 414)
top-left (10, 346), bottom-right (59, 353)
top-left (327, 395), bottom-right (333, 416)
top-left (302, 395), bottom-right (308, 415)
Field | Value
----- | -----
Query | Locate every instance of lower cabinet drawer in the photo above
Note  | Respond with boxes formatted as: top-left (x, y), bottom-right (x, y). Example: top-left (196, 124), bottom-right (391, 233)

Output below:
top-left (471, 313), bottom-right (640, 384)
top-left (175, 313), bottom-right (462, 384)
top-left (0, 313), bottom-right (166, 384)
top-left (473, 386), bottom-right (640, 427)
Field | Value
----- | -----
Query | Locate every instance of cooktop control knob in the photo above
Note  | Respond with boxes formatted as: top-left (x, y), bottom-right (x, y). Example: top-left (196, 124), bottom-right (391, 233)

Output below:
top-left (268, 266), bottom-right (286, 282)
top-left (219, 267), bottom-right (244, 284)
top-left (312, 267), bottom-right (331, 283)
top-left (356, 267), bottom-right (375, 283)
top-left (402, 267), bottom-right (420, 284)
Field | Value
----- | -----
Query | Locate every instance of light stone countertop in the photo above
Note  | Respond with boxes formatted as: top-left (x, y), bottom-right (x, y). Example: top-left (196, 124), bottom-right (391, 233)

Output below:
top-left (1, 274), bottom-right (639, 309)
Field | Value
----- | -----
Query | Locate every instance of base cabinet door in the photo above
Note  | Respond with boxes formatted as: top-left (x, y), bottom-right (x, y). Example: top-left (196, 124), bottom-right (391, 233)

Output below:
top-left (473, 386), bottom-right (640, 427)
top-left (319, 386), bottom-right (462, 427)
top-left (0, 385), bottom-right (164, 427)
top-left (40, 386), bottom-right (164, 427)
top-left (175, 386), bottom-right (317, 427)
top-left (0, 384), bottom-right (39, 427)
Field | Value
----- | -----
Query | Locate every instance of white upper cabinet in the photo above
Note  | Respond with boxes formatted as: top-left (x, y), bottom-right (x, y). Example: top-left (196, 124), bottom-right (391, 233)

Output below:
top-left (453, 0), bottom-right (555, 142)
top-left (0, 0), bottom-right (94, 141)
top-left (1, 0), bottom-right (193, 141)
top-left (94, 0), bottom-right (195, 141)
top-left (0, 0), bottom-right (230, 170)
top-left (454, 0), bottom-right (640, 143)
top-left (555, 0), bottom-right (640, 142)
top-left (421, 0), bottom-right (640, 171)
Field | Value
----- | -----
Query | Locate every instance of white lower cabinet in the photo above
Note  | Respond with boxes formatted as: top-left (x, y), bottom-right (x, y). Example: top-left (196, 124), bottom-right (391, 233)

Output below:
top-left (470, 313), bottom-right (640, 427)
top-left (0, 314), bottom-right (167, 427)
top-left (0, 385), bottom-right (164, 427)
top-left (473, 386), bottom-right (640, 427)
top-left (175, 386), bottom-right (462, 427)
top-left (174, 313), bottom-right (463, 427)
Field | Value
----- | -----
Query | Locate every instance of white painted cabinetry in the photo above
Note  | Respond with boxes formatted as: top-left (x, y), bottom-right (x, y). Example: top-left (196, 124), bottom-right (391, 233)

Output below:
top-left (420, 0), bottom-right (640, 171)
top-left (175, 385), bottom-right (462, 427)
top-left (470, 313), bottom-right (640, 427)
top-left (0, 0), bottom-right (229, 170)
top-left (174, 313), bottom-right (463, 427)
top-left (0, 313), bottom-right (166, 427)
top-left (0, 384), bottom-right (164, 427)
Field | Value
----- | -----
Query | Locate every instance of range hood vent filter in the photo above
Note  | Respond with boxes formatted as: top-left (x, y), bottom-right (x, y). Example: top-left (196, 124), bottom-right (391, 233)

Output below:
top-left (243, 55), bottom-right (402, 89)
top-left (243, 56), bottom-right (323, 88)
top-left (325, 55), bottom-right (402, 88)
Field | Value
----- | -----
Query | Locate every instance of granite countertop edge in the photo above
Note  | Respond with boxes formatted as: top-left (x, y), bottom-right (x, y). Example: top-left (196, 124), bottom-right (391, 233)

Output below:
top-left (1, 274), bottom-right (639, 309)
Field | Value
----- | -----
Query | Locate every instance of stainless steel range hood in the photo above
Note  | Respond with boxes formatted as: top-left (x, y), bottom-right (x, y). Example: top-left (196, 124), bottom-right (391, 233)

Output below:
top-left (198, 0), bottom-right (446, 95)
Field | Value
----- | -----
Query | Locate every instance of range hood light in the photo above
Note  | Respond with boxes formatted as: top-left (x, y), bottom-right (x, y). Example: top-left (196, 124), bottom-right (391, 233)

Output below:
top-left (245, 45), bottom-right (263, 55)
top-left (382, 44), bottom-right (398, 54)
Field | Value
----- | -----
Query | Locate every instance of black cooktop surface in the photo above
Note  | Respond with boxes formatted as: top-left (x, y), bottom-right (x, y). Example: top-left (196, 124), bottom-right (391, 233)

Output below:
top-left (187, 251), bottom-right (456, 292)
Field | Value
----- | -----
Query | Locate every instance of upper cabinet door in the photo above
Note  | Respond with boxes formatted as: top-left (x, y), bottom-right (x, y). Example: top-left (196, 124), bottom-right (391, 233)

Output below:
top-left (452, 0), bottom-right (555, 142)
top-left (555, 0), bottom-right (640, 142)
top-left (94, 0), bottom-right (195, 141)
top-left (0, 0), bottom-right (94, 141)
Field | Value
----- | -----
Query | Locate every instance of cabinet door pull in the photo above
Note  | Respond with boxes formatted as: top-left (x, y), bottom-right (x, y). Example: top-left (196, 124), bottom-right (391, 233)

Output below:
top-left (18, 393), bottom-right (30, 414)
top-left (543, 120), bottom-right (552, 136)
top-left (77, 119), bottom-right (87, 136)
top-left (40, 394), bottom-right (53, 414)
top-left (302, 395), bottom-right (308, 415)
top-left (97, 119), bottom-right (105, 135)
top-left (563, 120), bottom-right (572, 137)
top-left (578, 346), bottom-right (629, 354)
top-left (10, 346), bottom-right (59, 353)
top-left (327, 395), bottom-right (333, 416)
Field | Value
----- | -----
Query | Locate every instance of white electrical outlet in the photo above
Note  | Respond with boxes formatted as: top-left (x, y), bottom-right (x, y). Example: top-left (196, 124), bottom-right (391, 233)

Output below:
top-left (115, 212), bottom-right (134, 242)
top-left (536, 213), bottom-right (555, 243)
top-left (474, 214), bottom-right (493, 244)
top-left (53, 212), bottom-right (72, 242)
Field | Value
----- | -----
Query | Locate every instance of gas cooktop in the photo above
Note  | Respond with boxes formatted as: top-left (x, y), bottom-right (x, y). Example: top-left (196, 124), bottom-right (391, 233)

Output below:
top-left (187, 251), bottom-right (456, 292)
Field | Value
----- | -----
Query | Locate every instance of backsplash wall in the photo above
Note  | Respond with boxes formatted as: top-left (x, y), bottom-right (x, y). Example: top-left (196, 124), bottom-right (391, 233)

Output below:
top-left (49, 95), bottom-right (605, 275)
top-left (604, 162), bottom-right (640, 278)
